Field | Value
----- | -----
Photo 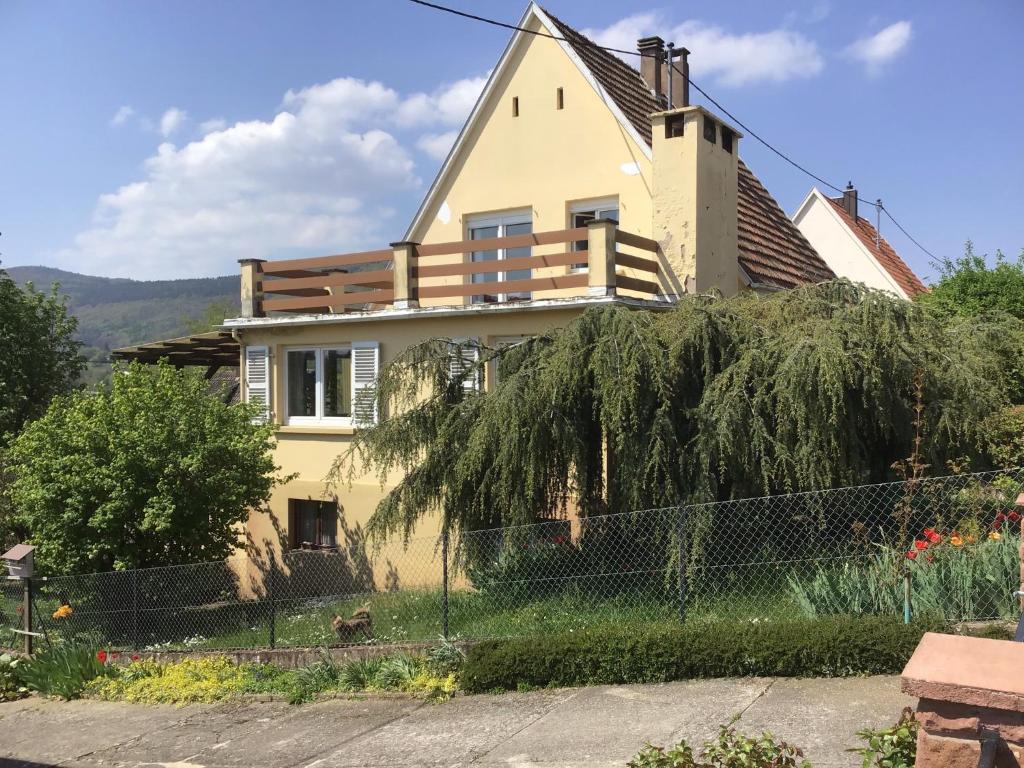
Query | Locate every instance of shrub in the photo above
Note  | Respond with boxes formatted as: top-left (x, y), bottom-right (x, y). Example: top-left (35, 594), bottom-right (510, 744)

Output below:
top-left (628, 724), bottom-right (809, 767)
top-left (461, 616), bottom-right (939, 693)
top-left (19, 646), bottom-right (111, 700)
top-left (853, 708), bottom-right (918, 768)
top-left (0, 653), bottom-right (28, 701)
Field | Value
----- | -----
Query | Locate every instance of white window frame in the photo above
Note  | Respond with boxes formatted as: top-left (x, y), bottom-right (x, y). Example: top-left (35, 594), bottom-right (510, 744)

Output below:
top-left (569, 198), bottom-right (620, 273)
top-left (490, 335), bottom-right (527, 389)
top-left (467, 210), bottom-right (533, 303)
top-left (284, 345), bottom-right (355, 426)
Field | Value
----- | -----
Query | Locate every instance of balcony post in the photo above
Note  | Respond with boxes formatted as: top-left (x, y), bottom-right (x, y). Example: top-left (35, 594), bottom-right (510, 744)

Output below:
top-left (390, 241), bottom-right (419, 309)
top-left (586, 220), bottom-right (617, 297)
top-left (238, 258), bottom-right (265, 318)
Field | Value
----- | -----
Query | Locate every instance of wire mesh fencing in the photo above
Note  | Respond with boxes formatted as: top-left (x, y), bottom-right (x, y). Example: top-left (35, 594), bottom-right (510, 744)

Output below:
top-left (7, 467), bottom-right (1024, 653)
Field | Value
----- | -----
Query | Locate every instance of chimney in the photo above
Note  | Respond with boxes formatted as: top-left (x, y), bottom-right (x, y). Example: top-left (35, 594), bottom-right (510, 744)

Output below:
top-left (637, 36), bottom-right (666, 104)
top-left (665, 46), bottom-right (690, 109)
top-left (651, 106), bottom-right (743, 297)
top-left (842, 182), bottom-right (859, 221)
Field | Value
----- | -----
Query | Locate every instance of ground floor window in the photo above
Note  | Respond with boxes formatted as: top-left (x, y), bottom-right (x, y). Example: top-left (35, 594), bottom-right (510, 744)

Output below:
top-left (288, 499), bottom-right (338, 550)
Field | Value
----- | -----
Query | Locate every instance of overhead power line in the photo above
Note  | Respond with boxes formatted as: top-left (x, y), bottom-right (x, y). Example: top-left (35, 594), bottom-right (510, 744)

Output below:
top-left (404, 0), bottom-right (941, 261)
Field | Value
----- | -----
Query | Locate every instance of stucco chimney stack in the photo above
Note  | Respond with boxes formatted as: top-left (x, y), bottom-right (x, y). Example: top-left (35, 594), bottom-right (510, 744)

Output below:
top-left (637, 36), bottom-right (666, 104)
top-left (842, 182), bottom-right (859, 221)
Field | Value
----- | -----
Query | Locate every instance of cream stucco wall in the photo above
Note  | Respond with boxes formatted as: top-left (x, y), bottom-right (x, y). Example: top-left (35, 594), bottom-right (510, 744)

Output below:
top-left (236, 304), bottom-right (615, 587)
top-left (408, 13), bottom-right (663, 300)
top-left (793, 190), bottom-right (906, 298)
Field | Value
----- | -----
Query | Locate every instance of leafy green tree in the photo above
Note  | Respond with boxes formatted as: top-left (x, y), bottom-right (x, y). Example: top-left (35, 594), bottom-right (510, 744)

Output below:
top-left (333, 281), bottom-right (1022, 541)
top-left (182, 298), bottom-right (239, 334)
top-left (917, 242), bottom-right (1024, 319)
top-left (0, 268), bottom-right (84, 443)
top-left (6, 362), bottom-right (280, 573)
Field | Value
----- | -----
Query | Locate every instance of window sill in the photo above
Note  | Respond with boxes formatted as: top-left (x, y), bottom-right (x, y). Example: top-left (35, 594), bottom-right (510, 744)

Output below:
top-left (277, 424), bottom-right (358, 436)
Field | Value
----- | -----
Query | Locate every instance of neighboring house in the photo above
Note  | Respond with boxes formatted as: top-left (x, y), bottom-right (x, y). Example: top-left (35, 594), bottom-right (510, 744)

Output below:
top-left (123, 4), bottom-right (836, 580)
top-left (793, 185), bottom-right (926, 299)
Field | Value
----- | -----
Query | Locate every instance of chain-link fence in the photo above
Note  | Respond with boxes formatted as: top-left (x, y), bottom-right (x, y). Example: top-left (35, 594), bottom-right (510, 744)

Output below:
top-left (5, 468), bottom-right (1023, 652)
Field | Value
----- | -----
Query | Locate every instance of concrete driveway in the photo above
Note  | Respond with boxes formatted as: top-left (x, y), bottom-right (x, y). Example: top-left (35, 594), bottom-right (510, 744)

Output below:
top-left (0, 676), bottom-right (911, 768)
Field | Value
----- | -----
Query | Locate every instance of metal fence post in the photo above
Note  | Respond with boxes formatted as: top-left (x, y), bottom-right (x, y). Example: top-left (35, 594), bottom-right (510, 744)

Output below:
top-left (903, 566), bottom-right (912, 624)
top-left (267, 564), bottom-right (276, 649)
top-left (441, 526), bottom-right (450, 639)
top-left (22, 577), bottom-right (32, 655)
top-left (131, 570), bottom-right (139, 650)
top-left (677, 511), bottom-right (687, 623)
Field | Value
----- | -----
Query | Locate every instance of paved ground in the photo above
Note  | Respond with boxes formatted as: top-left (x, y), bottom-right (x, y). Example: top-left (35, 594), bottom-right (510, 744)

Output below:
top-left (0, 676), bottom-right (911, 768)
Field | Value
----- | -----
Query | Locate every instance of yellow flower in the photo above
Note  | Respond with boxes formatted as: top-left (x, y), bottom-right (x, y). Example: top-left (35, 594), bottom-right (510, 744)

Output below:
top-left (52, 604), bottom-right (73, 620)
top-left (965, 534), bottom-right (978, 544)
top-left (950, 534), bottom-right (964, 547)
top-left (989, 531), bottom-right (1003, 541)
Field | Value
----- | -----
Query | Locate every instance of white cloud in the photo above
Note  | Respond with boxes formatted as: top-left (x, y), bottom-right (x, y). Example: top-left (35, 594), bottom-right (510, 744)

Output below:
top-left (416, 131), bottom-right (459, 160)
top-left (110, 105), bottom-right (135, 126)
top-left (199, 117), bottom-right (227, 134)
top-left (844, 21), bottom-right (912, 75)
top-left (583, 13), bottom-right (824, 87)
top-left (396, 75), bottom-right (487, 126)
top-left (54, 78), bottom-right (423, 279)
top-left (159, 107), bottom-right (187, 137)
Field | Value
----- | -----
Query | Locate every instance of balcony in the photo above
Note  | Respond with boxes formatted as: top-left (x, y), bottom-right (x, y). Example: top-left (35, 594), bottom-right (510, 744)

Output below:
top-left (239, 221), bottom-right (662, 317)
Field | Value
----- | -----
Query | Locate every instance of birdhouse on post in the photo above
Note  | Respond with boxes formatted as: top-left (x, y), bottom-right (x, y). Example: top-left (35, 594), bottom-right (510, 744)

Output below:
top-left (2, 544), bottom-right (35, 580)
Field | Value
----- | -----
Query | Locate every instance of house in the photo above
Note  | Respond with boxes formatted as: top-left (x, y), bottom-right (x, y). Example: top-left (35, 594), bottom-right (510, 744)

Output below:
top-left (792, 185), bottom-right (926, 299)
top-left (121, 4), bottom-right (836, 581)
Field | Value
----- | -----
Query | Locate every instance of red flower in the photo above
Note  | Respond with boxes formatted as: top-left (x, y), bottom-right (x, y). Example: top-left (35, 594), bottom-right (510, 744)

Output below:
top-left (914, 539), bottom-right (928, 550)
top-left (96, 650), bottom-right (108, 664)
top-left (905, 550), bottom-right (918, 560)
top-left (552, 535), bottom-right (568, 546)
top-left (992, 519), bottom-right (1004, 530)
top-left (130, 654), bottom-right (140, 662)
top-left (111, 652), bottom-right (121, 660)
top-left (1010, 511), bottom-right (1021, 522)
top-left (923, 528), bottom-right (942, 544)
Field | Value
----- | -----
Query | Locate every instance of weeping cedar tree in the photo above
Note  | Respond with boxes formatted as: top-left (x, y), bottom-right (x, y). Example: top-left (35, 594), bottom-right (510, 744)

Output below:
top-left (331, 281), bottom-right (1022, 543)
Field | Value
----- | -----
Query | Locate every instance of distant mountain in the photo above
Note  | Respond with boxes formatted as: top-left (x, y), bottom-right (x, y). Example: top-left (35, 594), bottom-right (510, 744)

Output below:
top-left (6, 266), bottom-right (239, 385)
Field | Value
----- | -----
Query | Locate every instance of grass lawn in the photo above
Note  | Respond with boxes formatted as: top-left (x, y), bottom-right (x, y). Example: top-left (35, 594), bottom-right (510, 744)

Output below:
top-left (192, 585), bottom-right (803, 651)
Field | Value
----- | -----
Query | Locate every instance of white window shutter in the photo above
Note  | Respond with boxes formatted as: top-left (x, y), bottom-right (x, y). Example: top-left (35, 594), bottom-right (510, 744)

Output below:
top-left (449, 339), bottom-right (481, 393)
top-left (352, 342), bottom-right (380, 426)
top-left (244, 345), bottom-right (271, 422)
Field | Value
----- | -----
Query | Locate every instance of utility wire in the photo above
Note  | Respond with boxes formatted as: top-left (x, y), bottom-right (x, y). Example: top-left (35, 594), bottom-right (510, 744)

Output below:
top-left (405, 0), bottom-right (940, 259)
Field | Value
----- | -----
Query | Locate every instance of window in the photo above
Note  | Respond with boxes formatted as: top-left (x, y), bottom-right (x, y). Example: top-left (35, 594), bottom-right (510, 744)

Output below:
top-left (703, 116), bottom-right (717, 144)
top-left (512, 96), bottom-right (519, 117)
top-left (244, 346), bottom-right (271, 422)
top-left (491, 336), bottom-right (527, 387)
top-left (284, 343), bottom-right (378, 425)
top-left (721, 126), bottom-right (734, 154)
top-left (469, 213), bottom-right (532, 304)
top-left (556, 87), bottom-right (564, 110)
top-left (570, 201), bottom-right (619, 271)
top-left (289, 499), bottom-right (338, 550)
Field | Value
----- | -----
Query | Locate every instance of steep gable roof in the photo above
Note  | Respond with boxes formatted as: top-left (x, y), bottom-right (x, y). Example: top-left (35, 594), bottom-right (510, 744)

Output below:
top-left (544, 8), bottom-right (835, 289)
top-left (826, 197), bottom-right (926, 296)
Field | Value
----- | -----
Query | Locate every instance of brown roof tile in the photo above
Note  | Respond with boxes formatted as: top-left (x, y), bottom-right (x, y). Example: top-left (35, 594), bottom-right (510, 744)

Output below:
top-left (826, 197), bottom-right (927, 296)
top-left (543, 8), bottom-right (835, 289)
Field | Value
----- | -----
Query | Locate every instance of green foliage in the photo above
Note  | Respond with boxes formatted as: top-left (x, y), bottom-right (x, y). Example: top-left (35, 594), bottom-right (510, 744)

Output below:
top-left (853, 708), bottom-right (918, 768)
top-left (426, 636), bottom-right (466, 677)
top-left (182, 298), bottom-right (240, 334)
top-left (91, 656), bottom-right (263, 704)
top-left (6, 361), bottom-right (280, 573)
top-left (917, 243), bottom-right (1024, 320)
top-left (335, 281), bottom-right (1020, 542)
top-left (790, 533), bottom-right (1020, 621)
top-left (0, 268), bottom-right (83, 444)
top-left (979, 406), bottom-right (1024, 469)
top-left (0, 652), bottom-right (29, 701)
top-left (629, 724), bottom-right (809, 767)
top-left (19, 645), bottom-right (110, 700)
top-left (460, 616), bottom-right (939, 693)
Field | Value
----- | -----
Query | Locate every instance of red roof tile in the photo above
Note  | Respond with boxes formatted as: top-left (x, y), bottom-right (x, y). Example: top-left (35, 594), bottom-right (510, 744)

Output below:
top-left (543, 8), bottom-right (834, 290)
top-left (826, 198), bottom-right (927, 296)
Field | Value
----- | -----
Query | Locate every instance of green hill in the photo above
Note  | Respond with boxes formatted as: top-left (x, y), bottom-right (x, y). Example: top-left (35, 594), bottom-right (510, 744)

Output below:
top-left (6, 266), bottom-right (238, 385)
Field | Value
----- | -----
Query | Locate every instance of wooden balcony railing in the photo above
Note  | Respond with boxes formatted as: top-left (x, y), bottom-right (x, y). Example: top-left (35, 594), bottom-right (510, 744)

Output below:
top-left (238, 222), bottom-right (661, 317)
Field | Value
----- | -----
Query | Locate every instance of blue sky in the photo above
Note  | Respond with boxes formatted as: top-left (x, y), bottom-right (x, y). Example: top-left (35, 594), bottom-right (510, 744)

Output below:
top-left (1, 0), bottom-right (1021, 282)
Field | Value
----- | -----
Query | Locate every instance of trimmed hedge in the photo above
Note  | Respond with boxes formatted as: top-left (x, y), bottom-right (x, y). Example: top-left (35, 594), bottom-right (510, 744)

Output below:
top-left (461, 615), bottom-right (944, 693)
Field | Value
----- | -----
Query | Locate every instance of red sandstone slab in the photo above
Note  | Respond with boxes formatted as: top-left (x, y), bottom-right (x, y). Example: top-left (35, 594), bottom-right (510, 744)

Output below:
top-left (902, 633), bottom-right (1024, 712)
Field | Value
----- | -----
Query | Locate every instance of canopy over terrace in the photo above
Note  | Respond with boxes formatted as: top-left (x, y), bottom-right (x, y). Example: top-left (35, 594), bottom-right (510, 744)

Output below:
top-left (112, 331), bottom-right (240, 403)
